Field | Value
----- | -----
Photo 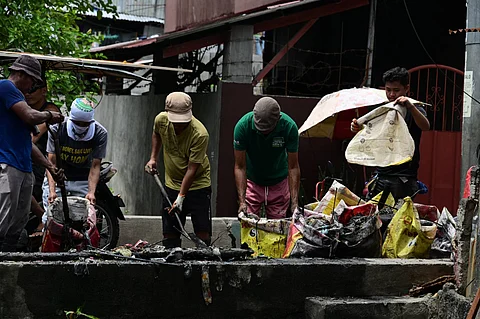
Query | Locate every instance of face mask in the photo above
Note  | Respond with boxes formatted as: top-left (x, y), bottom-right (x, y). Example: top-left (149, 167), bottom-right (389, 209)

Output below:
top-left (72, 122), bottom-right (90, 137)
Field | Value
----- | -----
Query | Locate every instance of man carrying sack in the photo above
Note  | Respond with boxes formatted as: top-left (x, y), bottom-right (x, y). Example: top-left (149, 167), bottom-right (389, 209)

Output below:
top-left (145, 92), bottom-right (211, 248)
top-left (351, 67), bottom-right (430, 200)
top-left (233, 97), bottom-right (300, 219)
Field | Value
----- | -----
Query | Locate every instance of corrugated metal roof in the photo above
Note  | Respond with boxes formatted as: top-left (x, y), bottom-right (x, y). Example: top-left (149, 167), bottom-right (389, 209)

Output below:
top-left (90, 0), bottom-right (365, 54)
top-left (83, 10), bottom-right (164, 24)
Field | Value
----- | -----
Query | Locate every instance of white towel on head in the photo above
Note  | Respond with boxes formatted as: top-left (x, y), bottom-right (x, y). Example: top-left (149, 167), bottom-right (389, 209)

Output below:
top-left (66, 118), bottom-right (95, 141)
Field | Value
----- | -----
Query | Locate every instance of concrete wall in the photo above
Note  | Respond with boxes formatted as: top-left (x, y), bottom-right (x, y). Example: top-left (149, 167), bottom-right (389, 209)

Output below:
top-left (94, 91), bottom-right (221, 216)
top-left (0, 258), bottom-right (453, 318)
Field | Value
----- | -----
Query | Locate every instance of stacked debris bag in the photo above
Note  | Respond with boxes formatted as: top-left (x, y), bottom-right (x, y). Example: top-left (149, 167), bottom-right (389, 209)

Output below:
top-left (335, 201), bottom-right (382, 258)
top-left (239, 211), bottom-right (290, 258)
top-left (430, 207), bottom-right (456, 258)
top-left (283, 181), bottom-right (383, 258)
top-left (239, 179), bottom-right (456, 259)
top-left (382, 198), bottom-right (437, 258)
top-left (42, 197), bottom-right (100, 252)
top-left (282, 206), bottom-right (339, 258)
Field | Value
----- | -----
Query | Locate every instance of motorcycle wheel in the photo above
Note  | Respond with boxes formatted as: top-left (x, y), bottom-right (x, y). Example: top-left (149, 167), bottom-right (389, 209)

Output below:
top-left (95, 201), bottom-right (120, 249)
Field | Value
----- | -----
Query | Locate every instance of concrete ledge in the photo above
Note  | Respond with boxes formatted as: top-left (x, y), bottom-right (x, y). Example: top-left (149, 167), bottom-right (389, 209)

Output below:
top-left (305, 296), bottom-right (431, 319)
top-left (119, 216), bottom-right (241, 248)
top-left (0, 258), bottom-right (453, 318)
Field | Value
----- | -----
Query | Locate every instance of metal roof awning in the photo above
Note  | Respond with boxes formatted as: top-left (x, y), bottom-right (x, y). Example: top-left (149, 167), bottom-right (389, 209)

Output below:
top-left (90, 0), bottom-right (368, 58)
top-left (82, 10), bottom-right (164, 24)
top-left (0, 51), bottom-right (192, 80)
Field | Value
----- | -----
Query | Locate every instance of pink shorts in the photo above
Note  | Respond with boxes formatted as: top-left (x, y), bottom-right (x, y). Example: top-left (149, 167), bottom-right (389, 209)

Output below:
top-left (246, 178), bottom-right (290, 219)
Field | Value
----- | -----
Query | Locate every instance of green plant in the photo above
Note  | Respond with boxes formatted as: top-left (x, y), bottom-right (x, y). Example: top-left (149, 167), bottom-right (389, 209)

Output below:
top-left (65, 306), bottom-right (99, 319)
top-left (0, 0), bottom-right (117, 108)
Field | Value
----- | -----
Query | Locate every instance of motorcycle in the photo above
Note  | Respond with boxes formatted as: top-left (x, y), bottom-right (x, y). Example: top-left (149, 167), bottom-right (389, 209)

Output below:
top-left (94, 161), bottom-right (126, 249)
top-left (19, 161), bottom-right (125, 251)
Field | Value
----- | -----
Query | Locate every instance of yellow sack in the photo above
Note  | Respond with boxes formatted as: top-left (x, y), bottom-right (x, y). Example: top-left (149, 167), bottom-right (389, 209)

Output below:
top-left (382, 197), bottom-right (437, 258)
top-left (368, 191), bottom-right (395, 208)
top-left (239, 212), bottom-right (289, 258)
top-left (315, 181), bottom-right (365, 215)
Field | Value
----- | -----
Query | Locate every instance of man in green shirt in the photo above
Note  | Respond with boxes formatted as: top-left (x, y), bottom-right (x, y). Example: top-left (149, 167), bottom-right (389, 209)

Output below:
top-left (145, 92), bottom-right (211, 248)
top-left (234, 97), bottom-right (300, 219)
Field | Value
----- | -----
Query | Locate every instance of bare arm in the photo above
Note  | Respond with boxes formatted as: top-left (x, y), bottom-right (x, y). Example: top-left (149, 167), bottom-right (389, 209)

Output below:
top-left (10, 101), bottom-right (60, 126)
top-left (32, 105), bottom-right (58, 143)
top-left (46, 153), bottom-right (57, 196)
top-left (86, 159), bottom-right (101, 204)
top-left (234, 150), bottom-right (248, 212)
top-left (88, 159), bottom-right (101, 195)
top-left (31, 143), bottom-right (54, 172)
top-left (145, 132), bottom-right (162, 174)
top-left (396, 97), bottom-right (430, 131)
top-left (179, 162), bottom-right (201, 195)
top-left (409, 104), bottom-right (430, 131)
top-left (288, 152), bottom-right (301, 212)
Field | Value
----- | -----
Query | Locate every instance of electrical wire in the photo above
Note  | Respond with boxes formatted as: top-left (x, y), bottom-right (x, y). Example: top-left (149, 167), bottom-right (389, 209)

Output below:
top-left (403, 0), bottom-right (480, 105)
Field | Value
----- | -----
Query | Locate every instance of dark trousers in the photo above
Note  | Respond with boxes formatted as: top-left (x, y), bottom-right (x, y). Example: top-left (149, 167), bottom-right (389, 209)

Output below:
top-left (366, 175), bottom-right (419, 202)
top-left (162, 186), bottom-right (211, 237)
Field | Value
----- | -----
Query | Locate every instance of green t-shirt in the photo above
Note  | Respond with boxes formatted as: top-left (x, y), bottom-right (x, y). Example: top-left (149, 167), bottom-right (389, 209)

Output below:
top-left (154, 112), bottom-right (211, 191)
top-left (233, 111), bottom-right (299, 186)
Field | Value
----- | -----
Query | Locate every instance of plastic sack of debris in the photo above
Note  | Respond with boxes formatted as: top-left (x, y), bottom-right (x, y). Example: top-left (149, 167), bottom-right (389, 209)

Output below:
top-left (414, 203), bottom-right (439, 223)
top-left (345, 102), bottom-right (415, 167)
top-left (382, 197), bottom-right (437, 258)
top-left (283, 207), bottom-right (340, 258)
top-left (239, 212), bottom-right (290, 258)
top-left (367, 191), bottom-right (395, 208)
top-left (431, 207), bottom-right (456, 258)
top-left (42, 197), bottom-right (100, 252)
top-left (334, 200), bottom-right (383, 258)
top-left (314, 180), bottom-right (365, 215)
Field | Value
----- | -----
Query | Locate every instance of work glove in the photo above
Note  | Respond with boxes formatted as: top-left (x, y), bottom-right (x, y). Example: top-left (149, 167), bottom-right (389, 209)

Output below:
top-left (168, 194), bottom-right (185, 215)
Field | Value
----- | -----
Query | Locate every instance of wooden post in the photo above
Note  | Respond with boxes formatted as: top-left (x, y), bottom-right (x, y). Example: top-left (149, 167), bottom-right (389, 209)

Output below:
top-left (455, 198), bottom-right (477, 295)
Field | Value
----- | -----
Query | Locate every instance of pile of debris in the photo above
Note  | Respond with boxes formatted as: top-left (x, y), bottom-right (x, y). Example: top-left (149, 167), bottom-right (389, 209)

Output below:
top-left (240, 181), bottom-right (456, 260)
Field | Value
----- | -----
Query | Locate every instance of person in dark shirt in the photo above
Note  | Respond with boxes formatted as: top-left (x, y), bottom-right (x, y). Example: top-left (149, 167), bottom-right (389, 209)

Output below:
top-left (25, 79), bottom-right (60, 237)
top-left (43, 98), bottom-right (108, 221)
top-left (351, 67), bottom-right (430, 200)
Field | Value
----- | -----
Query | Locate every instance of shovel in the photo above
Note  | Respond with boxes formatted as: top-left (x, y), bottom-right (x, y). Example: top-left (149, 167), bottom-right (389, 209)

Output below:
top-left (47, 123), bottom-right (74, 251)
top-left (152, 174), bottom-right (207, 248)
top-left (48, 124), bottom-right (71, 225)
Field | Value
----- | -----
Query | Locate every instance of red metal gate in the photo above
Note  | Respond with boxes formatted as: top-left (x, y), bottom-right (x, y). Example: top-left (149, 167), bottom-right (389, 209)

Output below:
top-left (408, 65), bottom-right (464, 214)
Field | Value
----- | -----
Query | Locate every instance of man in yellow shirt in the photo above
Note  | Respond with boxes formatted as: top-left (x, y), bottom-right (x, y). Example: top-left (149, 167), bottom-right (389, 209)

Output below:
top-left (145, 92), bottom-right (211, 248)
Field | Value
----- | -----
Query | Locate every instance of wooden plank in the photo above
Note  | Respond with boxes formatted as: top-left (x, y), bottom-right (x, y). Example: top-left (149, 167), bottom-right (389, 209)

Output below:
top-left (0, 51), bottom-right (193, 73)
top-left (252, 18), bottom-right (317, 86)
top-left (467, 287), bottom-right (480, 319)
